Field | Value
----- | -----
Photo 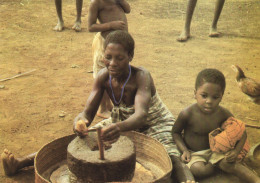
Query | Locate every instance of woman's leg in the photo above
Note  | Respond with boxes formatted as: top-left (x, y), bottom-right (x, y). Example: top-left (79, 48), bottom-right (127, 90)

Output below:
top-left (1, 149), bottom-right (36, 176)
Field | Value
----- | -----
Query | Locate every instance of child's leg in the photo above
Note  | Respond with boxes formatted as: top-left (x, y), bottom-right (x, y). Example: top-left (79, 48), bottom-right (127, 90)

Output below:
top-left (72, 0), bottom-right (83, 31)
top-left (170, 155), bottom-right (196, 183)
top-left (209, 0), bottom-right (225, 37)
top-left (218, 159), bottom-right (260, 183)
top-left (53, 0), bottom-right (64, 31)
top-left (177, 0), bottom-right (197, 42)
top-left (190, 161), bottom-right (215, 178)
top-left (1, 149), bottom-right (36, 176)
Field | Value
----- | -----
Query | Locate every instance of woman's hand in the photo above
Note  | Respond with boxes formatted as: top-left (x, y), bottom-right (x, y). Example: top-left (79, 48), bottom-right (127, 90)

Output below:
top-left (73, 113), bottom-right (89, 137)
top-left (101, 123), bottom-right (121, 143)
top-left (181, 150), bottom-right (191, 163)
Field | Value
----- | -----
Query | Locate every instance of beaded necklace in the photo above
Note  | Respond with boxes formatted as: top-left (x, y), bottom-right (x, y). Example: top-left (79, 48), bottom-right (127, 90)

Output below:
top-left (109, 64), bottom-right (131, 106)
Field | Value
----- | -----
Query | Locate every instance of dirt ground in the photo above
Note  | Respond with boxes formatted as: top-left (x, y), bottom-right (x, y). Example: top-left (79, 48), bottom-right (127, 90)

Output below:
top-left (0, 0), bottom-right (259, 182)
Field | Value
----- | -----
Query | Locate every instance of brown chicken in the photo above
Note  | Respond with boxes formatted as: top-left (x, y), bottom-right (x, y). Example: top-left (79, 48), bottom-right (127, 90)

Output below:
top-left (231, 65), bottom-right (260, 104)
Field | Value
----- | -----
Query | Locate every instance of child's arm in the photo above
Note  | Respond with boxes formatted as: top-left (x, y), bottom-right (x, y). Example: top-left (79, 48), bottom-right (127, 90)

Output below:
top-left (116, 0), bottom-right (130, 13)
top-left (88, 0), bottom-right (126, 32)
top-left (172, 109), bottom-right (191, 163)
top-left (225, 131), bottom-right (247, 162)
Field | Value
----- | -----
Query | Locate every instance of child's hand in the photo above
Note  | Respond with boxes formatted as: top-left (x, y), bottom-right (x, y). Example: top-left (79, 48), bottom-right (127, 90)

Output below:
top-left (181, 150), bottom-right (191, 163)
top-left (101, 123), bottom-right (120, 143)
top-left (110, 21), bottom-right (126, 30)
top-left (225, 149), bottom-right (239, 162)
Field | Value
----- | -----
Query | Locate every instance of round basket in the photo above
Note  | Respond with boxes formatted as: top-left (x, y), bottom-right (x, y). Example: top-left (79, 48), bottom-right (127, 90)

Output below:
top-left (35, 131), bottom-right (172, 183)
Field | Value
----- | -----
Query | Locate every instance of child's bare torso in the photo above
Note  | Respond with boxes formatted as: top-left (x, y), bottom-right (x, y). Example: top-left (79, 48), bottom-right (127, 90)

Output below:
top-left (184, 104), bottom-right (229, 151)
top-left (98, 0), bottom-right (128, 37)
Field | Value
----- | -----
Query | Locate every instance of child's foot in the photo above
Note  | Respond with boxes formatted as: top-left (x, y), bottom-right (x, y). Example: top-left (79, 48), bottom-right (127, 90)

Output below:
top-left (72, 21), bottom-right (81, 32)
top-left (209, 27), bottom-right (220, 37)
top-left (97, 110), bottom-right (111, 119)
top-left (53, 20), bottom-right (64, 32)
top-left (1, 149), bottom-right (19, 176)
top-left (177, 31), bottom-right (191, 42)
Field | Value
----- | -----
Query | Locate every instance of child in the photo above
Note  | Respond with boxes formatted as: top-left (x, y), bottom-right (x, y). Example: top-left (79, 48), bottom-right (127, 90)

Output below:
top-left (172, 68), bottom-right (260, 182)
top-left (53, 0), bottom-right (83, 31)
top-left (177, 0), bottom-right (225, 42)
top-left (88, 0), bottom-right (130, 119)
top-left (1, 31), bottom-right (195, 183)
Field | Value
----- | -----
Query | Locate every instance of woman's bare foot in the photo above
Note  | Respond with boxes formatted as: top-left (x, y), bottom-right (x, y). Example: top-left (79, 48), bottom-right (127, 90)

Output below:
top-left (53, 20), bottom-right (64, 32)
top-left (72, 21), bottom-right (81, 32)
top-left (177, 31), bottom-right (191, 42)
top-left (209, 27), bottom-right (220, 37)
top-left (1, 149), bottom-right (19, 176)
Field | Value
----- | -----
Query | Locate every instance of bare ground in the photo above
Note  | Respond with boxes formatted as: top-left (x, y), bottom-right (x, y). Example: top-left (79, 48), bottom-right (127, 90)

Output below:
top-left (0, 0), bottom-right (259, 182)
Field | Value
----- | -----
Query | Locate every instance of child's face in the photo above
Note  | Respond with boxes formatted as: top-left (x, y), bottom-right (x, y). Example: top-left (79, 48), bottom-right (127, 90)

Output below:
top-left (103, 43), bottom-right (131, 78)
top-left (195, 82), bottom-right (223, 114)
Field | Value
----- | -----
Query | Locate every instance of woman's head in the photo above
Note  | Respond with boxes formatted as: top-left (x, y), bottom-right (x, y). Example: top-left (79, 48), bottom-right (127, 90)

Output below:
top-left (104, 30), bottom-right (135, 59)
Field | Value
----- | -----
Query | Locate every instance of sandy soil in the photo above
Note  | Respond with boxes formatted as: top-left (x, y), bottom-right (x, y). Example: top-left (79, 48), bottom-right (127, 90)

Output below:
top-left (0, 0), bottom-right (259, 182)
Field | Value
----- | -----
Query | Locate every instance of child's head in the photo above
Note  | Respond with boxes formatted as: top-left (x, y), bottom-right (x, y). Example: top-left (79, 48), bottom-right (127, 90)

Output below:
top-left (195, 68), bottom-right (226, 94)
top-left (194, 69), bottom-right (226, 114)
top-left (104, 30), bottom-right (135, 59)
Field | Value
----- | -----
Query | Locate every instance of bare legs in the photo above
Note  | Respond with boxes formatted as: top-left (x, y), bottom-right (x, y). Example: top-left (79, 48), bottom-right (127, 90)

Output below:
top-left (218, 159), bottom-right (260, 183)
top-left (97, 91), bottom-right (113, 119)
top-left (170, 155), bottom-right (196, 183)
top-left (177, 0), bottom-right (197, 42)
top-left (209, 0), bottom-right (225, 37)
top-left (1, 149), bottom-right (36, 176)
top-left (72, 0), bottom-right (83, 32)
top-left (189, 159), bottom-right (260, 183)
top-left (53, 0), bottom-right (64, 31)
top-left (177, 0), bottom-right (225, 42)
top-left (53, 0), bottom-right (83, 32)
top-left (190, 161), bottom-right (215, 178)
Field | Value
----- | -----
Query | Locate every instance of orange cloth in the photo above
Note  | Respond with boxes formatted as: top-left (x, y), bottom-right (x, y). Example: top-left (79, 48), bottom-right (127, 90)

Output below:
top-left (209, 117), bottom-right (250, 161)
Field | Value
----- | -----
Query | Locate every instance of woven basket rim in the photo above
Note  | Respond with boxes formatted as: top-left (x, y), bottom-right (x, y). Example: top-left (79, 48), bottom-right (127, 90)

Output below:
top-left (35, 131), bottom-right (172, 183)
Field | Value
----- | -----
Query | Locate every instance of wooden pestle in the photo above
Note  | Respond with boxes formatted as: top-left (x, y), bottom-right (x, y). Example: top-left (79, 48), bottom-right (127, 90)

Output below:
top-left (97, 127), bottom-right (105, 160)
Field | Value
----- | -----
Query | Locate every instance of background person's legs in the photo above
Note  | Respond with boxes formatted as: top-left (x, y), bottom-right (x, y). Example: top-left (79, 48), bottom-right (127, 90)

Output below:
top-left (209, 0), bottom-right (225, 37)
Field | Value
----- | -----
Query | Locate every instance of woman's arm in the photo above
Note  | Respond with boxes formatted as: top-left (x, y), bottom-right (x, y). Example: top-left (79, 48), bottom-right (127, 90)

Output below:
top-left (73, 70), bottom-right (107, 134)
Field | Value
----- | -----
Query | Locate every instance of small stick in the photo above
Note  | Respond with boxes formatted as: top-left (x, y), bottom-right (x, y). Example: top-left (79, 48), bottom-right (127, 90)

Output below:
top-left (246, 124), bottom-right (260, 129)
top-left (97, 127), bottom-right (105, 160)
top-left (245, 117), bottom-right (258, 121)
top-left (0, 69), bottom-right (36, 82)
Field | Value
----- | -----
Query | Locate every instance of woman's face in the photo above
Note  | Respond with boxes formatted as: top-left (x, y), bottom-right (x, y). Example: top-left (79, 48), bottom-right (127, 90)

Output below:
top-left (103, 43), bottom-right (131, 78)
